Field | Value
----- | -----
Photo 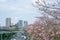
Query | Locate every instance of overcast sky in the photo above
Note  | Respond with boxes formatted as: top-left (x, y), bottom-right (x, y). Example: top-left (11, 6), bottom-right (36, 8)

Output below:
top-left (0, 0), bottom-right (59, 26)
top-left (0, 0), bottom-right (42, 26)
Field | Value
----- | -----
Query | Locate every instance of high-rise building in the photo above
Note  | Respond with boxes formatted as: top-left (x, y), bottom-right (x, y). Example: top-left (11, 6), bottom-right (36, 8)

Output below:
top-left (15, 20), bottom-right (23, 28)
top-left (6, 18), bottom-right (11, 27)
top-left (24, 21), bottom-right (28, 26)
top-left (15, 20), bottom-right (28, 29)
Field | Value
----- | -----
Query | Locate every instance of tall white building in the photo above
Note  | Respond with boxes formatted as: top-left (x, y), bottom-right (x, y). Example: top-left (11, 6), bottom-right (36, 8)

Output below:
top-left (6, 18), bottom-right (11, 27)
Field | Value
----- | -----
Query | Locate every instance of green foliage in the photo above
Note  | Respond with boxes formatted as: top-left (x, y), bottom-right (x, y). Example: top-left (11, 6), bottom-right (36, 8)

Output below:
top-left (53, 35), bottom-right (60, 40)
top-left (23, 29), bottom-right (31, 40)
top-left (0, 26), bottom-right (18, 31)
top-left (0, 33), bottom-right (15, 40)
top-left (0, 26), bottom-right (18, 40)
top-left (8, 27), bottom-right (18, 31)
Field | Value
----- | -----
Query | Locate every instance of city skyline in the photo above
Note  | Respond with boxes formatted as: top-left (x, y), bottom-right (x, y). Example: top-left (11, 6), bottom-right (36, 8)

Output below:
top-left (0, 17), bottom-right (28, 26)
top-left (0, 0), bottom-right (42, 26)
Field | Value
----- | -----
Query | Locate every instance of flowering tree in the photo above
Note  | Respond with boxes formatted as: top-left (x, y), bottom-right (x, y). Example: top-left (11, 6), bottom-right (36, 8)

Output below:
top-left (25, 16), bottom-right (60, 40)
top-left (25, 0), bottom-right (60, 40)
top-left (33, 0), bottom-right (60, 20)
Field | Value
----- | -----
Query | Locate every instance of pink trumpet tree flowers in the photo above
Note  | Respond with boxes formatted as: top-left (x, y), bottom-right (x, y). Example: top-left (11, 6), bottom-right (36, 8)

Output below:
top-left (24, 16), bottom-right (60, 40)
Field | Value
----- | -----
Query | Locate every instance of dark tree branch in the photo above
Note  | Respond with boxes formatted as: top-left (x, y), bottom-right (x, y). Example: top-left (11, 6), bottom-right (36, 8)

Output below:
top-left (33, 0), bottom-right (60, 20)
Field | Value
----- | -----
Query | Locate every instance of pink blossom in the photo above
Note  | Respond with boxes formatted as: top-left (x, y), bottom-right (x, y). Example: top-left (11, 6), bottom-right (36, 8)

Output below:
top-left (41, 27), bottom-right (44, 30)
top-left (56, 31), bottom-right (60, 35)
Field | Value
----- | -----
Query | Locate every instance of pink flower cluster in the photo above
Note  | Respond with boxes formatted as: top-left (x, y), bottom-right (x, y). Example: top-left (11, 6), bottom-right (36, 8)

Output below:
top-left (25, 16), bottom-right (60, 40)
top-left (56, 31), bottom-right (60, 35)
